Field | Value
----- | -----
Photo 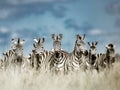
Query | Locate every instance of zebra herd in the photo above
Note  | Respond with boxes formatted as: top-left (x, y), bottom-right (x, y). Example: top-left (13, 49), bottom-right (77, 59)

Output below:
top-left (0, 34), bottom-right (116, 74)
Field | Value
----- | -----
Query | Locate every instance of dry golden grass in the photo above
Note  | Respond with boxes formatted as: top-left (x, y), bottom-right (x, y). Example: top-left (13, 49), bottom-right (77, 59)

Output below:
top-left (0, 61), bottom-right (120, 90)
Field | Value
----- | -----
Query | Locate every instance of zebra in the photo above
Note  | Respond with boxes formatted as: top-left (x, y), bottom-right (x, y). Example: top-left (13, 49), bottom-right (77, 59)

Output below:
top-left (104, 43), bottom-right (116, 69)
top-left (48, 34), bottom-right (69, 74)
top-left (2, 49), bottom-right (15, 68)
top-left (0, 59), bottom-right (4, 69)
top-left (33, 38), bottom-right (45, 54)
top-left (87, 41), bottom-right (99, 71)
top-left (11, 38), bottom-right (25, 67)
top-left (29, 37), bottom-right (52, 70)
top-left (97, 53), bottom-right (106, 71)
top-left (67, 34), bottom-right (88, 72)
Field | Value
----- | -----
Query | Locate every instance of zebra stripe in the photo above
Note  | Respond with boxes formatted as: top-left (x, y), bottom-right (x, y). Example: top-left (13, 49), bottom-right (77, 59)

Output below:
top-left (68, 50), bottom-right (88, 71)
top-left (9, 38), bottom-right (25, 67)
top-left (67, 34), bottom-right (88, 71)
top-left (104, 43), bottom-right (116, 68)
top-left (97, 53), bottom-right (106, 71)
top-left (3, 50), bottom-right (15, 67)
top-left (87, 41), bottom-right (99, 71)
top-left (48, 50), bottom-right (69, 74)
top-left (29, 50), bottom-right (52, 70)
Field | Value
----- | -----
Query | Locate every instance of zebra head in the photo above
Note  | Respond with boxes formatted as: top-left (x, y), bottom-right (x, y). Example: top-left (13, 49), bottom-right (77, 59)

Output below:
top-left (11, 38), bottom-right (25, 57)
top-left (88, 41), bottom-right (98, 55)
top-left (74, 34), bottom-right (86, 55)
top-left (105, 43), bottom-right (115, 57)
top-left (52, 34), bottom-right (62, 51)
top-left (88, 41), bottom-right (98, 65)
top-left (11, 38), bottom-right (25, 48)
top-left (33, 37), bottom-right (45, 53)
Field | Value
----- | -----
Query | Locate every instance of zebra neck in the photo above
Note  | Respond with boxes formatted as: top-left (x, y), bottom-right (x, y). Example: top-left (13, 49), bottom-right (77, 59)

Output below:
top-left (73, 50), bottom-right (82, 59)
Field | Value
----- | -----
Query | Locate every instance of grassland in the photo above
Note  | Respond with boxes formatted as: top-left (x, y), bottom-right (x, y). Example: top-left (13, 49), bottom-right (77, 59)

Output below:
top-left (0, 59), bottom-right (120, 90)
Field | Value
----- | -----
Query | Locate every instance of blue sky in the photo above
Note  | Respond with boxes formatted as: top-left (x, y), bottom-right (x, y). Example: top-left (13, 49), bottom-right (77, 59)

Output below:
top-left (0, 0), bottom-right (120, 56)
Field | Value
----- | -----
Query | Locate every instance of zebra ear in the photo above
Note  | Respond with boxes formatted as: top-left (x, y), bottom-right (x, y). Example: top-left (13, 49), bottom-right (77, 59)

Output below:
top-left (105, 45), bottom-right (108, 49)
top-left (52, 34), bottom-right (55, 39)
top-left (20, 39), bottom-right (25, 45)
top-left (33, 43), bottom-right (36, 48)
top-left (3, 53), bottom-right (6, 56)
top-left (33, 38), bottom-right (38, 43)
top-left (11, 38), bottom-right (17, 44)
top-left (41, 37), bottom-right (45, 43)
top-left (76, 34), bottom-right (81, 40)
top-left (92, 42), bottom-right (95, 46)
top-left (38, 38), bottom-right (41, 43)
top-left (11, 38), bottom-right (14, 41)
top-left (88, 42), bottom-right (91, 46)
top-left (82, 34), bottom-right (85, 40)
top-left (95, 41), bottom-right (98, 46)
top-left (59, 34), bottom-right (63, 39)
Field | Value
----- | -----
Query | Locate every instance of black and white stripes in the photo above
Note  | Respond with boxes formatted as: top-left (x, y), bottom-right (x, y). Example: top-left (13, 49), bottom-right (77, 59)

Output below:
top-left (67, 34), bottom-right (88, 71)
top-left (0, 34), bottom-right (117, 74)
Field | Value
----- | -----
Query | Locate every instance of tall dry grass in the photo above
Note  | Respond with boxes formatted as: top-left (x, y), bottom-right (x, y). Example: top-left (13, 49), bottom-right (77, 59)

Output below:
top-left (0, 61), bottom-right (120, 90)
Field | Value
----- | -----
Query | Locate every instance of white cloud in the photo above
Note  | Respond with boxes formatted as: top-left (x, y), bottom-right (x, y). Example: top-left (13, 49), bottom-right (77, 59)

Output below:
top-left (0, 9), bottom-right (10, 19)
top-left (0, 27), bottom-right (9, 33)
top-left (0, 8), bottom-right (16, 19)
top-left (88, 29), bottom-right (102, 35)
top-left (6, 0), bottom-right (67, 5)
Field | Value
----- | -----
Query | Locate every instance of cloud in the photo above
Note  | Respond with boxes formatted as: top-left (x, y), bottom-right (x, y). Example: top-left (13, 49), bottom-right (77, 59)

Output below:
top-left (0, 0), bottom-right (72, 20)
top-left (88, 29), bottom-right (102, 35)
top-left (0, 9), bottom-right (11, 19)
top-left (51, 6), bottom-right (67, 18)
top-left (106, 1), bottom-right (120, 15)
top-left (105, 1), bottom-right (120, 27)
top-left (0, 3), bottom-right (52, 20)
top-left (0, 27), bottom-right (11, 48)
top-left (64, 19), bottom-right (93, 32)
top-left (0, 27), bottom-right (10, 33)
top-left (64, 19), bottom-right (80, 30)
top-left (4, 0), bottom-right (71, 5)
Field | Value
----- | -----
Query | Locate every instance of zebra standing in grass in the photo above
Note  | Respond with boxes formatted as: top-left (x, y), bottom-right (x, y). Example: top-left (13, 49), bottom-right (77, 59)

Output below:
top-left (0, 59), bottom-right (4, 69)
top-left (2, 38), bottom-right (25, 68)
top-left (29, 37), bottom-right (52, 70)
top-left (104, 43), bottom-right (116, 69)
top-left (67, 34), bottom-right (88, 72)
top-left (97, 53), bottom-right (106, 71)
top-left (3, 49), bottom-right (15, 68)
top-left (48, 34), bottom-right (69, 74)
top-left (87, 41), bottom-right (99, 71)
top-left (11, 38), bottom-right (25, 67)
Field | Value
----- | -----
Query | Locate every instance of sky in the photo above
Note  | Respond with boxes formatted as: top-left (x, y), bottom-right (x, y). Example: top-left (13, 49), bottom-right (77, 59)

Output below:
top-left (0, 0), bottom-right (120, 56)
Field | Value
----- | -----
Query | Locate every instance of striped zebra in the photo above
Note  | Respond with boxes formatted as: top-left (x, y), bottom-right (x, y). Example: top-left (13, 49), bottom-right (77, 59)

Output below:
top-left (0, 59), bottom-right (4, 69)
top-left (3, 49), bottom-right (15, 68)
top-left (104, 43), bottom-right (116, 69)
top-left (97, 53), bottom-right (106, 71)
top-left (11, 38), bottom-right (25, 67)
top-left (48, 34), bottom-right (69, 74)
top-left (67, 34), bottom-right (88, 72)
top-left (29, 37), bottom-right (52, 70)
top-left (87, 41), bottom-right (99, 71)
